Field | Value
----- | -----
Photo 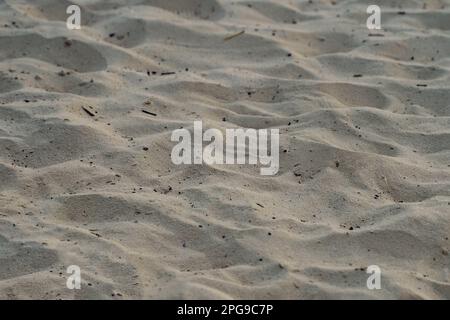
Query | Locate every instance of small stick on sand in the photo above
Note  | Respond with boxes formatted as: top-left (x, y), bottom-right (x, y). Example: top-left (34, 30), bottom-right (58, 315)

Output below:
top-left (224, 30), bottom-right (245, 41)
top-left (82, 106), bottom-right (95, 117)
top-left (142, 109), bottom-right (157, 116)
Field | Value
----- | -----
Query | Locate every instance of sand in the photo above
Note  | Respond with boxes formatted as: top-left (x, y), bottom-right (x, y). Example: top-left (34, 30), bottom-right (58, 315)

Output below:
top-left (0, 0), bottom-right (450, 299)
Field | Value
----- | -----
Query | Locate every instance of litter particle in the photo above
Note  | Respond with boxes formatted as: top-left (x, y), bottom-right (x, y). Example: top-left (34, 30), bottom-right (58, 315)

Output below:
top-left (82, 106), bottom-right (95, 117)
top-left (142, 109), bottom-right (157, 116)
top-left (224, 30), bottom-right (245, 41)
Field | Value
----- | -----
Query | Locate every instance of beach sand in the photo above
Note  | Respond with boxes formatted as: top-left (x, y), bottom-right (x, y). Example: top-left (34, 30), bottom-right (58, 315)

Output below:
top-left (0, 0), bottom-right (450, 299)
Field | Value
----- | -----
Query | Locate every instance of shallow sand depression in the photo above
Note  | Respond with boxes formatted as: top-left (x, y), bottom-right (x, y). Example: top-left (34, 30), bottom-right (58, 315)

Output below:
top-left (0, 0), bottom-right (450, 299)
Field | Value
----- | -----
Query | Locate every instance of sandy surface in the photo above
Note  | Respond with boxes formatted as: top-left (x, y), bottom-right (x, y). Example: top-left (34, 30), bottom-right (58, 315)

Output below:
top-left (1, 0), bottom-right (450, 299)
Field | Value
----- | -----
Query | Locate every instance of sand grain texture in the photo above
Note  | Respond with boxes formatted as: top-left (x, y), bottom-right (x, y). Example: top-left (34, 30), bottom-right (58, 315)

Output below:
top-left (0, 0), bottom-right (450, 299)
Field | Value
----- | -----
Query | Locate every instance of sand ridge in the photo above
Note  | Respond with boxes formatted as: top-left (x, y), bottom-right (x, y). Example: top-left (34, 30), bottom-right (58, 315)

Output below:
top-left (0, 0), bottom-right (450, 299)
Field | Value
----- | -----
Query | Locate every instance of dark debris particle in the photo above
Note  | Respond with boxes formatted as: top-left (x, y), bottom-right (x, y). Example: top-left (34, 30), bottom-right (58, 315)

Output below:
top-left (82, 106), bottom-right (95, 117)
top-left (142, 109), bottom-right (157, 116)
